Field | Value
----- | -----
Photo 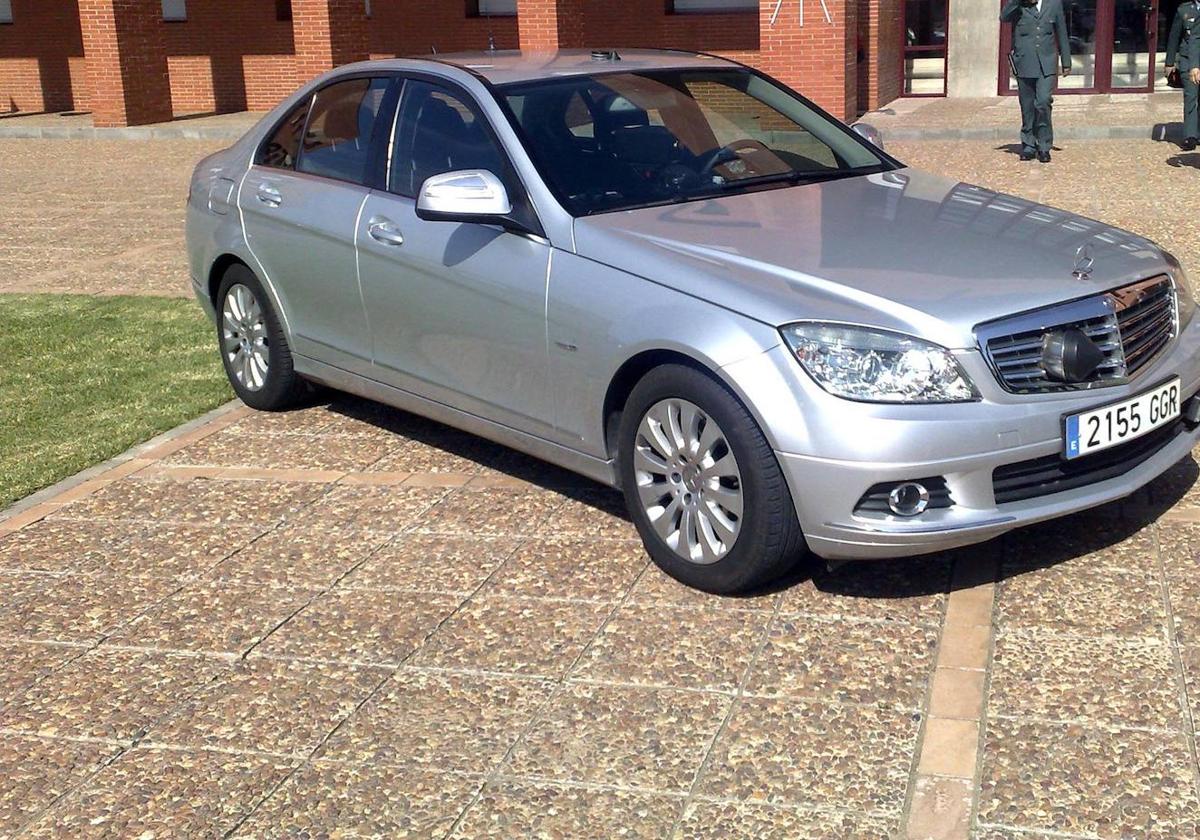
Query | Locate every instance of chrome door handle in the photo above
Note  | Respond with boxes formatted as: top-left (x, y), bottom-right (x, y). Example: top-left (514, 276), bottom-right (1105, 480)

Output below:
top-left (256, 183), bottom-right (282, 207)
top-left (367, 216), bottom-right (405, 246)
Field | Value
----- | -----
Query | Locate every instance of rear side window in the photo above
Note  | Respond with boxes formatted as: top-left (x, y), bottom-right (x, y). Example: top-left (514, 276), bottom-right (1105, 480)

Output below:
top-left (258, 98), bottom-right (310, 169)
top-left (296, 77), bottom-right (391, 185)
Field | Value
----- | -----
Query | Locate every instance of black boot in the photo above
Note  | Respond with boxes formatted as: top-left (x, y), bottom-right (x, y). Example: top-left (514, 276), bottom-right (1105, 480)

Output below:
top-left (1019, 147), bottom-right (1036, 161)
top-left (1184, 137), bottom-right (1198, 151)
top-left (1037, 150), bottom-right (1052, 163)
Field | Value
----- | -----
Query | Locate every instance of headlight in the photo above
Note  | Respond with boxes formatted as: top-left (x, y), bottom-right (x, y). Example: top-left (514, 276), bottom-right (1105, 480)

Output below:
top-left (781, 323), bottom-right (979, 403)
top-left (1164, 250), bottom-right (1196, 327)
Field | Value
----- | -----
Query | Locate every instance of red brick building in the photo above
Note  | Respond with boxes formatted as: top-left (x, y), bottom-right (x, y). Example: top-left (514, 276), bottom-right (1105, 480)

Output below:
top-left (0, 0), bottom-right (902, 127)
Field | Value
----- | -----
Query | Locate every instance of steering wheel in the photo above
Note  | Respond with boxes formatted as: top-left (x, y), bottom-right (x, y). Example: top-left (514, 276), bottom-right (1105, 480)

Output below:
top-left (697, 138), bottom-right (772, 176)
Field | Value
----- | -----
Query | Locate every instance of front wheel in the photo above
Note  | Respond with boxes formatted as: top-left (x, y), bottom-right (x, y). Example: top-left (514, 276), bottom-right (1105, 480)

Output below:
top-left (617, 364), bottom-right (806, 594)
top-left (216, 265), bottom-right (306, 411)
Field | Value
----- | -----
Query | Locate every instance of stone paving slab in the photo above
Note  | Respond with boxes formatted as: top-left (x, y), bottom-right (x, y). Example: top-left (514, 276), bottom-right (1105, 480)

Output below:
top-left (1, 390), bottom-right (1198, 838)
top-left (863, 92), bottom-right (1184, 142)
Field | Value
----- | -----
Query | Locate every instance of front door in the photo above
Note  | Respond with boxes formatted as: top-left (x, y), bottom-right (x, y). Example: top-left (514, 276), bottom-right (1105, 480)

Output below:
top-left (356, 77), bottom-right (555, 438)
top-left (999, 0), bottom-right (1160, 93)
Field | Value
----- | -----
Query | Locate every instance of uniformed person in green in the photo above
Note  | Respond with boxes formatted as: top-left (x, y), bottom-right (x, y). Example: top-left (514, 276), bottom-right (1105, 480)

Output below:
top-left (1000, 0), bottom-right (1072, 162)
top-left (1165, 0), bottom-right (1199, 150)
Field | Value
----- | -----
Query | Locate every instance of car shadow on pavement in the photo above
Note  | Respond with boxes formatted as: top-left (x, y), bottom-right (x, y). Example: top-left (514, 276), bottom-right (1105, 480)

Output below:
top-left (323, 394), bottom-right (611, 489)
top-left (319, 394), bottom-right (1198, 603)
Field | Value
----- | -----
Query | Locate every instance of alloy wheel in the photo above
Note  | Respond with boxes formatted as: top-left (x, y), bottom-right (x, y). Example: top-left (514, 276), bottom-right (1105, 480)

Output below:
top-left (221, 283), bottom-right (270, 391)
top-left (633, 398), bottom-right (744, 564)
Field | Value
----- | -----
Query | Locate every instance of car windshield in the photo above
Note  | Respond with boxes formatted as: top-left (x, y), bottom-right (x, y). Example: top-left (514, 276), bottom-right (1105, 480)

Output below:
top-left (499, 67), bottom-right (895, 216)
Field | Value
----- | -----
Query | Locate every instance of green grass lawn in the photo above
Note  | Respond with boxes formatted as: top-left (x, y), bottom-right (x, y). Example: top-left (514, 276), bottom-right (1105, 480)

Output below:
top-left (0, 294), bottom-right (233, 508)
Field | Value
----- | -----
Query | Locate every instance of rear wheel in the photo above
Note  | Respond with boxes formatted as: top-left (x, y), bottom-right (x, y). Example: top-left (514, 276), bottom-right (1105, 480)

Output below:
top-left (216, 265), bottom-right (306, 411)
top-left (617, 364), bottom-right (806, 594)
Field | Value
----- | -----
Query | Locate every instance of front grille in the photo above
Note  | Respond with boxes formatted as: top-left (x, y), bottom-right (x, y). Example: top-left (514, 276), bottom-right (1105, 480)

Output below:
top-left (1114, 277), bottom-right (1176, 373)
top-left (992, 420), bottom-right (1185, 504)
top-left (980, 276), bottom-right (1176, 394)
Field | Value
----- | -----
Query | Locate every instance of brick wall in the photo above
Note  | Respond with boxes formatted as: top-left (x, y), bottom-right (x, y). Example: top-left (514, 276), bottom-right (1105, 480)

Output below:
top-left (513, 0), bottom-right (860, 119)
top-left (293, 0), bottom-right (370, 83)
top-left (157, 0), bottom-right (520, 117)
top-left (0, 0), bottom-right (893, 125)
top-left (857, 0), bottom-right (900, 112)
top-left (0, 0), bottom-right (88, 113)
top-left (163, 2), bottom-right (297, 114)
top-left (517, 0), bottom-right (586, 50)
top-left (752, 0), bottom-right (858, 119)
top-left (368, 0), bottom-right (519, 58)
top-left (582, 0), bottom-right (759, 52)
top-left (78, 0), bottom-right (173, 127)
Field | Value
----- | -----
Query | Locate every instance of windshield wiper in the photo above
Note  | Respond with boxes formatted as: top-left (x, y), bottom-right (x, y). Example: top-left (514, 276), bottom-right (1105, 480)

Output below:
top-left (718, 168), bottom-right (875, 190)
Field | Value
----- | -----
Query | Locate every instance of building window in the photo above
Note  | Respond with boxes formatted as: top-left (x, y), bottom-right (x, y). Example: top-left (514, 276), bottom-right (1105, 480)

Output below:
top-left (467, 0), bottom-right (518, 16)
top-left (161, 0), bottom-right (187, 22)
top-left (672, 0), bottom-right (757, 12)
top-left (365, 0), bottom-right (372, 17)
top-left (275, 0), bottom-right (292, 21)
top-left (902, 0), bottom-right (948, 96)
top-left (0, 1), bottom-right (12, 25)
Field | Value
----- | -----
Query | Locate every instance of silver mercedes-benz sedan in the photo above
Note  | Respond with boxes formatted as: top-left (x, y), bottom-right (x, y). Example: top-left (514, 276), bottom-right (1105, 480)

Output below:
top-left (187, 48), bottom-right (1200, 593)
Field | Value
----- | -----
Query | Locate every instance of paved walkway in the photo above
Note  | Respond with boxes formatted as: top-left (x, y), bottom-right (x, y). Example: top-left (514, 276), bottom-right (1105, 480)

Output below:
top-left (864, 92), bottom-right (1184, 141)
top-left (0, 111), bottom-right (261, 140)
top-left (0, 139), bottom-right (218, 297)
top-left (3, 135), bottom-right (1200, 837)
top-left (1, 393), bottom-right (1199, 838)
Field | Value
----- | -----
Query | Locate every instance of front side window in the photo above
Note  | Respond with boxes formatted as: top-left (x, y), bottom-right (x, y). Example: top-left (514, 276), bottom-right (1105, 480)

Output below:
top-left (258, 98), bottom-right (310, 169)
top-left (390, 80), bottom-right (507, 197)
top-left (296, 77), bottom-right (391, 184)
top-left (501, 68), bottom-right (893, 216)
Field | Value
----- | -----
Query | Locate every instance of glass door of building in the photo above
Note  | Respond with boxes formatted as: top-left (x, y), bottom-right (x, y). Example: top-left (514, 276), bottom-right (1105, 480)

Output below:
top-left (1106, 0), bottom-right (1158, 89)
top-left (997, 0), bottom-right (1160, 93)
top-left (903, 0), bottom-right (950, 95)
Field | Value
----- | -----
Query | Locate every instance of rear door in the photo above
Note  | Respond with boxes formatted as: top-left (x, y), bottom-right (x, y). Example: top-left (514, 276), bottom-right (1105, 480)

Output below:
top-left (239, 75), bottom-right (397, 374)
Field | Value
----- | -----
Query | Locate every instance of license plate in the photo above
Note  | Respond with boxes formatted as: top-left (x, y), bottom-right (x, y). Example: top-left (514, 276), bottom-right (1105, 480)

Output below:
top-left (1064, 377), bottom-right (1181, 459)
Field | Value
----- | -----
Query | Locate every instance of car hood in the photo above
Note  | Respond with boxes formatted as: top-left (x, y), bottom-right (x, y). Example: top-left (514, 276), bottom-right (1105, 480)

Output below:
top-left (572, 168), bottom-right (1170, 349)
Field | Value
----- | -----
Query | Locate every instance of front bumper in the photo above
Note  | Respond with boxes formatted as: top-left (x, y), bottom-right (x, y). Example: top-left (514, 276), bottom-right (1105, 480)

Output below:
top-left (739, 315), bottom-right (1200, 562)
top-left (783, 419), bottom-right (1200, 560)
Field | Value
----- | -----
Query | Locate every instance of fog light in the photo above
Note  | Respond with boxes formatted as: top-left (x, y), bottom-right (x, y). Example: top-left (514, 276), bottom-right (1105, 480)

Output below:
top-left (887, 482), bottom-right (930, 516)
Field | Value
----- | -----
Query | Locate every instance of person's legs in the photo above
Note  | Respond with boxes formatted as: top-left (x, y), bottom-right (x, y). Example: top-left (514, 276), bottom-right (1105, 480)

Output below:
top-left (1034, 74), bottom-right (1055, 153)
top-left (1016, 76), bottom-right (1037, 152)
top-left (1183, 65), bottom-right (1198, 144)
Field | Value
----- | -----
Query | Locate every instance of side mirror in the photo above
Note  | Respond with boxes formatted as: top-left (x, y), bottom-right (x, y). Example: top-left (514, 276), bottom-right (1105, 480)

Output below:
top-left (415, 169), bottom-right (513, 223)
top-left (851, 122), bottom-right (884, 150)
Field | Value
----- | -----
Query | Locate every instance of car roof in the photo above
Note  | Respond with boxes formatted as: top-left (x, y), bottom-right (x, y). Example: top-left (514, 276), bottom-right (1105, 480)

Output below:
top-left (359, 48), bottom-right (739, 86)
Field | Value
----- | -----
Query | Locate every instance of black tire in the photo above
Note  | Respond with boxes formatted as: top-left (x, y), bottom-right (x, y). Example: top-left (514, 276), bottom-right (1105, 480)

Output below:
top-left (215, 264), bottom-right (307, 411)
top-left (617, 364), bottom-right (807, 594)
